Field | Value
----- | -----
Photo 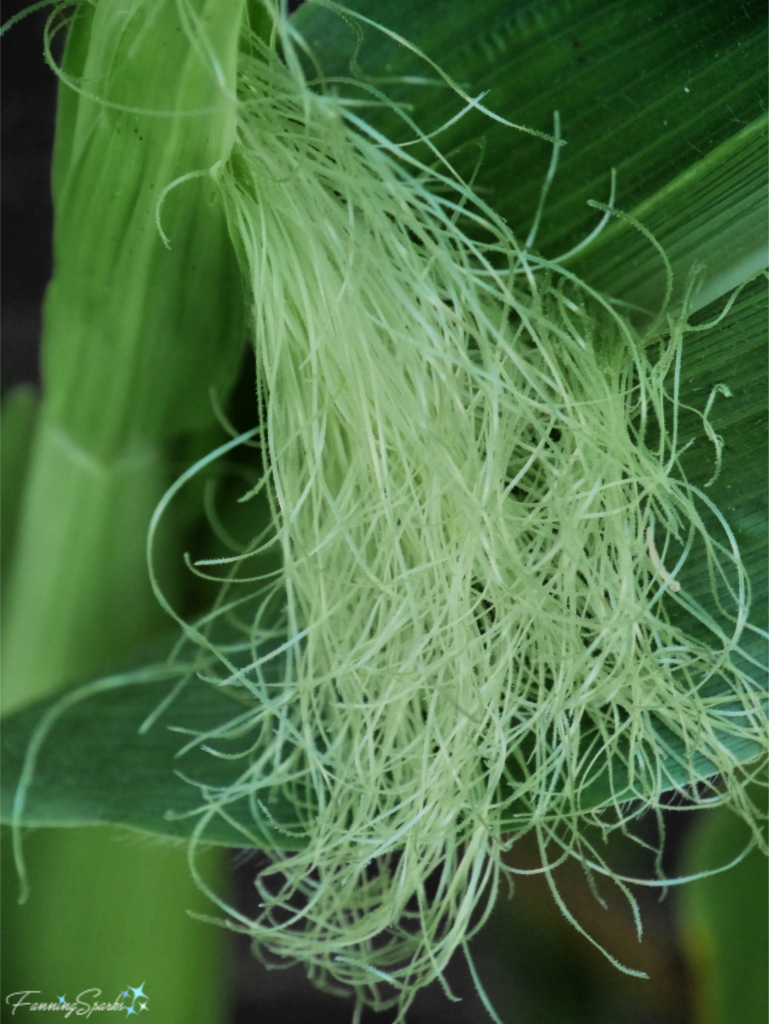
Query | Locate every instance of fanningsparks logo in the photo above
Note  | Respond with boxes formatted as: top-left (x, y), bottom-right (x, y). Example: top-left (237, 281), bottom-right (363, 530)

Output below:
top-left (5, 984), bottom-right (149, 1017)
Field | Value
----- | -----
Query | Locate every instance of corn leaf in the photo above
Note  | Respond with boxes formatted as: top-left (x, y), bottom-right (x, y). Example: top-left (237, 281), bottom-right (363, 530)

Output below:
top-left (570, 114), bottom-right (769, 315)
top-left (294, 0), bottom-right (767, 258)
top-left (0, 659), bottom-right (303, 848)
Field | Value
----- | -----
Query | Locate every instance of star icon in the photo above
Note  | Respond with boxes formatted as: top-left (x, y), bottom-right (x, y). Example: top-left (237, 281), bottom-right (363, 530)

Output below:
top-left (125, 1009), bottom-right (137, 1018)
top-left (57, 996), bottom-right (66, 1005)
top-left (121, 991), bottom-right (131, 1001)
top-left (128, 983), bottom-right (147, 1002)
top-left (138, 1003), bottom-right (149, 1012)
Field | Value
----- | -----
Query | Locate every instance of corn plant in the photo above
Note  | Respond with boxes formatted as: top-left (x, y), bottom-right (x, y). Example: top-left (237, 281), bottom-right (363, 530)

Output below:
top-left (2, 1), bottom-right (767, 1021)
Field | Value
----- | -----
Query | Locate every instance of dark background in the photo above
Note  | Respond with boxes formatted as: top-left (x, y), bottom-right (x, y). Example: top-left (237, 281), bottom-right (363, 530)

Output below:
top-left (2, 0), bottom-right (55, 391)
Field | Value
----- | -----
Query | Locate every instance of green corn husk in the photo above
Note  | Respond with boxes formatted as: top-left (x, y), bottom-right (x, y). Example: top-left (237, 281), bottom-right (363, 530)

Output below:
top-left (44, 0), bottom-right (246, 458)
top-left (2, 3), bottom-right (248, 1020)
top-left (3, 0), bottom-right (248, 705)
top-left (2, 426), bottom-right (173, 706)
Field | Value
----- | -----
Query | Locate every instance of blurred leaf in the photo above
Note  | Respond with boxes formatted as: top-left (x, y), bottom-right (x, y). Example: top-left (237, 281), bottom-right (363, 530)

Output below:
top-left (0, 385), bottom-right (39, 585)
top-left (1, 830), bottom-right (227, 1024)
top-left (679, 784), bottom-right (769, 1024)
